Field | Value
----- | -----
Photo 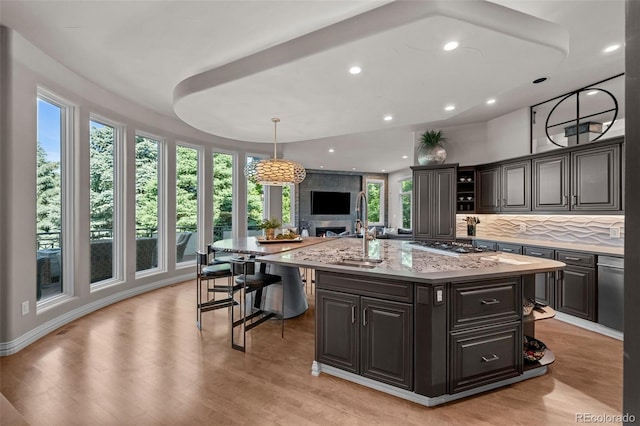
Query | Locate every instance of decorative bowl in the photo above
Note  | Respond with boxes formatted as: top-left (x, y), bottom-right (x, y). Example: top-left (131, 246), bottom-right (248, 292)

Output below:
top-left (523, 335), bottom-right (547, 362)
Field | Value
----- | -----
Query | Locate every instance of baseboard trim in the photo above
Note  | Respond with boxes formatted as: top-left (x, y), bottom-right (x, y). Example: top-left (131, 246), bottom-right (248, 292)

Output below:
top-left (0, 272), bottom-right (193, 356)
top-left (311, 361), bottom-right (547, 407)
top-left (554, 312), bottom-right (624, 341)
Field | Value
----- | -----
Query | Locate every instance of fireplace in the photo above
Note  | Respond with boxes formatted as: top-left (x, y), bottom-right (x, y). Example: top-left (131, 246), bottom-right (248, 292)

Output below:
top-left (316, 226), bottom-right (347, 237)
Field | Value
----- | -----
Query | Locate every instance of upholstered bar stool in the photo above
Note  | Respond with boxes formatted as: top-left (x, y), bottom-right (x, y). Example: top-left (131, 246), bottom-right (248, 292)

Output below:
top-left (196, 251), bottom-right (235, 330)
top-left (230, 257), bottom-right (284, 352)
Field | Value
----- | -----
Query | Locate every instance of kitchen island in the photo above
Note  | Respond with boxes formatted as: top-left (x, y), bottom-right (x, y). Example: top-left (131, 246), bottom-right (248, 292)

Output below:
top-left (260, 237), bottom-right (565, 406)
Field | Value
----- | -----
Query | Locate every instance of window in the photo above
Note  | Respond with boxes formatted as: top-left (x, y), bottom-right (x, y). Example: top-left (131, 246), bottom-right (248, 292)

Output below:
top-left (399, 178), bottom-right (413, 229)
top-left (282, 184), bottom-right (294, 225)
top-left (246, 155), bottom-right (265, 236)
top-left (135, 134), bottom-right (161, 272)
top-left (36, 92), bottom-right (72, 302)
top-left (366, 179), bottom-right (385, 226)
top-left (213, 152), bottom-right (234, 241)
top-left (176, 145), bottom-right (198, 263)
top-left (89, 118), bottom-right (120, 284)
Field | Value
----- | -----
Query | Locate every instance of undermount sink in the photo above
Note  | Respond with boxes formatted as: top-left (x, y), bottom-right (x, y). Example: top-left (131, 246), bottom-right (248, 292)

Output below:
top-left (333, 257), bottom-right (384, 269)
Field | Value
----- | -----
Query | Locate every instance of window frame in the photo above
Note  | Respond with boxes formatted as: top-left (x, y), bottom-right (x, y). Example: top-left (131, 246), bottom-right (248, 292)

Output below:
top-left (399, 176), bottom-right (413, 230)
top-left (365, 178), bottom-right (385, 226)
top-left (36, 88), bottom-right (76, 310)
top-left (175, 142), bottom-right (199, 265)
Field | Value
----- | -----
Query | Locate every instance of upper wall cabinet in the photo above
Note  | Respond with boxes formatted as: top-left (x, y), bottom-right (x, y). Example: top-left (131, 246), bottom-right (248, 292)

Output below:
top-left (533, 142), bottom-right (621, 212)
top-left (412, 165), bottom-right (456, 240)
top-left (477, 160), bottom-right (531, 213)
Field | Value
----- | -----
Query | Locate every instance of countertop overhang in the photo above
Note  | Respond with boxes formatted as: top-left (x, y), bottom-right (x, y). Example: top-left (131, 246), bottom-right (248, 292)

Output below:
top-left (259, 238), bottom-right (565, 284)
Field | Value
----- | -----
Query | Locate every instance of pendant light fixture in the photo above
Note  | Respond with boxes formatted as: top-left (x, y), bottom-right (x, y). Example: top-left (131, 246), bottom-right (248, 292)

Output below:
top-left (243, 118), bottom-right (306, 186)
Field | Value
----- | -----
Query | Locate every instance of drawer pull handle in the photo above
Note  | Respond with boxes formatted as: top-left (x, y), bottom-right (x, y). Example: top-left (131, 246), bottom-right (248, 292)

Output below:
top-left (564, 256), bottom-right (581, 261)
top-left (530, 251), bottom-right (543, 256)
top-left (481, 298), bottom-right (500, 305)
top-left (351, 305), bottom-right (356, 324)
top-left (481, 354), bottom-right (500, 363)
top-left (502, 248), bottom-right (513, 252)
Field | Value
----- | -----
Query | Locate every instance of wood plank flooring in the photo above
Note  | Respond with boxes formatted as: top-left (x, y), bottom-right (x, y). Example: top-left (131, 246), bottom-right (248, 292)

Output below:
top-left (1, 279), bottom-right (622, 426)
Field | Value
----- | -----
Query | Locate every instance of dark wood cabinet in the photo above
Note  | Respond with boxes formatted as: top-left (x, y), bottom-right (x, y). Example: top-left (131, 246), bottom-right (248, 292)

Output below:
top-left (478, 161), bottom-right (530, 213)
top-left (532, 154), bottom-right (570, 211)
top-left (316, 273), bottom-right (414, 390)
top-left (412, 165), bottom-right (456, 240)
top-left (449, 322), bottom-right (522, 393)
top-left (555, 251), bottom-right (596, 321)
top-left (361, 297), bottom-right (413, 388)
top-left (477, 166), bottom-right (500, 213)
top-left (523, 246), bottom-right (556, 308)
top-left (316, 289), bottom-right (359, 373)
top-left (571, 144), bottom-right (621, 211)
top-left (497, 242), bottom-right (522, 254)
top-left (501, 160), bottom-right (531, 211)
top-left (533, 142), bottom-right (621, 212)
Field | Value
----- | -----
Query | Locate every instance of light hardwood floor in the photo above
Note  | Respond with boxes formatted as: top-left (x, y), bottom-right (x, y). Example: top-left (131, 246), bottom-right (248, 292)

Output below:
top-left (1, 278), bottom-right (622, 426)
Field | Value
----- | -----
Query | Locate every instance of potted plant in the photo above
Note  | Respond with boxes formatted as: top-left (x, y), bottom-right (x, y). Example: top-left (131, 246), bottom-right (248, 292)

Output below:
top-left (259, 217), bottom-right (282, 240)
top-left (417, 129), bottom-right (447, 165)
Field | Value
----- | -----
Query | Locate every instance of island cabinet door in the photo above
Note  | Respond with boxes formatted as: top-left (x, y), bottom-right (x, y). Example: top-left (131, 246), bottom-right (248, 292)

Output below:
top-left (316, 289), bottom-right (360, 374)
top-left (361, 297), bottom-right (413, 390)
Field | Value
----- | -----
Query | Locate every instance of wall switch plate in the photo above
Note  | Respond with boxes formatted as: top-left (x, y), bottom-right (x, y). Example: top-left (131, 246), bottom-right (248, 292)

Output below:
top-left (610, 226), bottom-right (621, 238)
top-left (519, 223), bottom-right (526, 233)
top-left (22, 301), bottom-right (29, 315)
top-left (434, 285), bottom-right (444, 306)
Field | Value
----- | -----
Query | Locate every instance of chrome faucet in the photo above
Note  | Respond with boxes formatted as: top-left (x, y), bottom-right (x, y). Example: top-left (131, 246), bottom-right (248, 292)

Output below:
top-left (355, 190), bottom-right (370, 259)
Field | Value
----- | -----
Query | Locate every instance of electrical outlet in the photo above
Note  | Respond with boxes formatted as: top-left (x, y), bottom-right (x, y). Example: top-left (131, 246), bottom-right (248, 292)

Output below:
top-left (22, 301), bottom-right (29, 316)
top-left (519, 223), bottom-right (526, 233)
top-left (610, 226), bottom-right (620, 238)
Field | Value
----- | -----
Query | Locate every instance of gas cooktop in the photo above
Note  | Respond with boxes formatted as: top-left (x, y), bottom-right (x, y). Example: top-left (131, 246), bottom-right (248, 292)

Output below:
top-left (407, 240), bottom-right (496, 256)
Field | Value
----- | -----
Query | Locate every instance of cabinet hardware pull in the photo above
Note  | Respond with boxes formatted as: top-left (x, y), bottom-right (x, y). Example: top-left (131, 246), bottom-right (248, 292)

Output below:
top-left (351, 305), bottom-right (356, 324)
top-left (497, 199), bottom-right (500, 208)
top-left (502, 248), bottom-right (513, 252)
top-left (572, 195), bottom-right (577, 205)
top-left (481, 298), bottom-right (500, 305)
top-left (481, 354), bottom-right (500, 362)
top-left (362, 308), bottom-right (368, 326)
top-left (503, 198), bottom-right (506, 207)
top-left (564, 256), bottom-right (581, 261)
top-left (530, 251), bottom-right (543, 256)
top-left (563, 195), bottom-right (568, 206)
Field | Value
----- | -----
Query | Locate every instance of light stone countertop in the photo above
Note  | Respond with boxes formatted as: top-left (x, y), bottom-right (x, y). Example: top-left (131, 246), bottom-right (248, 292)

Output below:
top-left (464, 235), bottom-right (624, 257)
top-left (259, 237), bottom-right (565, 284)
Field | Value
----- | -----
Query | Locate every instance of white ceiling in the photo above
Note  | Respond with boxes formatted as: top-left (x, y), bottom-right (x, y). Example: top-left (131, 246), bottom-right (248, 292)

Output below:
top-left (0, 0), bottom-right (625, 174)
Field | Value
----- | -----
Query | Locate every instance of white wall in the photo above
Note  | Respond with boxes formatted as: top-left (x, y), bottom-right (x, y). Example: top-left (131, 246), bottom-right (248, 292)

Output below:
top-left (486, 108), bottom-right (530, 161)
top-left (0, 27), bottom-right (273, 353)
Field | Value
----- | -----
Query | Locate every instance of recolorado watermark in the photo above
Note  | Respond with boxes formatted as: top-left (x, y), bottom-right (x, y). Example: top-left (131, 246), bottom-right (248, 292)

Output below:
top-left (576, 413), bottom-right (636, 423)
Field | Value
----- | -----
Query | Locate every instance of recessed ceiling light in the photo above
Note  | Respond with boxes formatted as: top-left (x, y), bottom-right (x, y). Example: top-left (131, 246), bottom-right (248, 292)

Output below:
top-left (445, 105), bottom-right (455, 111)
top-left (349, 66), bottom-right (362, 75)
top-left (381, 169), bottom-right (386, 172)
top-left (533, 77), bottom-right (547, 84)
top-left (402, 155), bottom-right (408, 159)
top-left (352, 167), bottom-right (356, 170)
top-left (604, 44), bottom-right (620, 53)
top-left (384, 115), bottom-right (393, 121)
top-left (486, 99), bottom-right (496, 105)
top-left (320, 165), bottom-right (324, 169)
top-left (443, 41), bottom-right (459, 51)
top-left (328, 148), bottom-right (335, 153)
top-left (587, 90), bottom-right (598, 96)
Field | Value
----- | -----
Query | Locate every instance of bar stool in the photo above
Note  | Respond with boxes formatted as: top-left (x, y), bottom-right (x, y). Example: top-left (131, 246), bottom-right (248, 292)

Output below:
top-left (230, 257), bottom-right (284, 352)
top-left (207, 243), bottom-right (235, 265)
top-left (196, 251), bottom-right (236, 330)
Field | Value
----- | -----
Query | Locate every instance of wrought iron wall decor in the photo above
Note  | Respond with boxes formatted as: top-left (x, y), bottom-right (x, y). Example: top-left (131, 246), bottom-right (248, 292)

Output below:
top-left (530, 73), bottom-right (623, 153)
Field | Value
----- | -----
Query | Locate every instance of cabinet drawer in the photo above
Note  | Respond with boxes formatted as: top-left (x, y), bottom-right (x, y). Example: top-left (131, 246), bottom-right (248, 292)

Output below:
top-left (473, 240), bottom-right (497, 251)
top-left (450, 278), bottom-right (521, 330)
top-left (497, 243), bottom-right (522, 254)
top-left (523, 246), bottom-right (554, 259)
top-left (316, 271), bottom-right (413, 303)
top-left (450, 323), bottom-right (522, 393)
top-left (555, 250), bottom-right (595, 267)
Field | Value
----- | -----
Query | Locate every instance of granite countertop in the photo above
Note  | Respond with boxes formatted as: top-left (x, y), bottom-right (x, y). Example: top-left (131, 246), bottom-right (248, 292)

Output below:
top-left (212, 236), bottom-right (327, 255)
top-left (259, 237), bottom-right (565, 284)
top-left (464, 235), bottom-right (624, 257)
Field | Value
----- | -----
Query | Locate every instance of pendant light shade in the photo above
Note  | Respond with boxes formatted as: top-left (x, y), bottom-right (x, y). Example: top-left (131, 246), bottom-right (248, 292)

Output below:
top-left (243, 118), bottom-right (306, 186)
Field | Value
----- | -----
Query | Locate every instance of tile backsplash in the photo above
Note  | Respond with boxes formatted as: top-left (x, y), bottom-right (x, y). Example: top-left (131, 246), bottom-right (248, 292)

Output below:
top-left (456, 214), bottom-right (624, 247)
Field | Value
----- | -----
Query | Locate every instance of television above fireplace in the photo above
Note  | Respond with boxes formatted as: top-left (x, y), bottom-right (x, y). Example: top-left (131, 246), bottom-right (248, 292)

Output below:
top-left (310, 191), bottom-right (351, 215)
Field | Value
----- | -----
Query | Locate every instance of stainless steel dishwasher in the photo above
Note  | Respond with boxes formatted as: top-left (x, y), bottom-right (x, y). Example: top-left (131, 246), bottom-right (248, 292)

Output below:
top-left (597, 255), bottom-right (624, 331)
